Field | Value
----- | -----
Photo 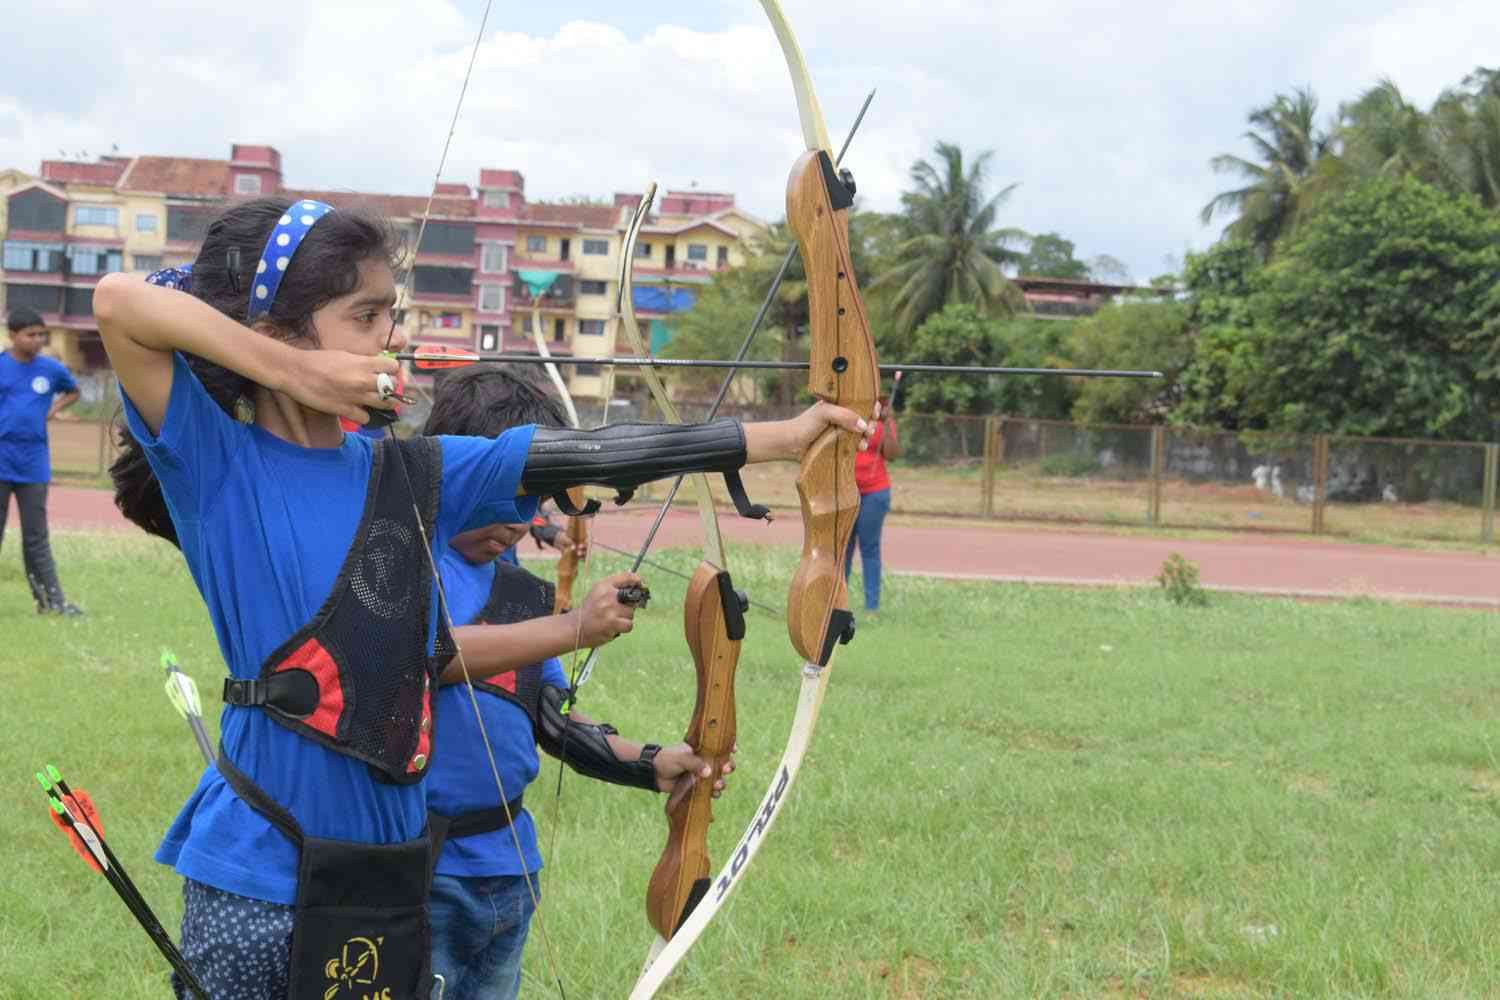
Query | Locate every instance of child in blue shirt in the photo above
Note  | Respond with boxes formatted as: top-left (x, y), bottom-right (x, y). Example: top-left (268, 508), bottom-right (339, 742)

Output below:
top-left (419, 365), bottom-right (733, 1000)
top-left (93, 196), bottom-right (869, 999)
top-left (1, 307), bottom-right (82, 614)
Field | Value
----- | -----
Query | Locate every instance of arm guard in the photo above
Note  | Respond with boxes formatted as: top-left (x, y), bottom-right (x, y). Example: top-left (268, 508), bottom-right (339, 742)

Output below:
top-left (523, 419), bottom-right (768, 520)
top-left (536, 684), bottom-right (659, 792)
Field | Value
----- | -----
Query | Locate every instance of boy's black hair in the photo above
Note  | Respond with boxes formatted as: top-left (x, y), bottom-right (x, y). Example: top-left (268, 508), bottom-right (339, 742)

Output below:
top-left (110, 197), bottom-right (402, 546)
top-left (7, 307), bottom-right (45, 332)
top-left (421, 364), bottom-right (570, 439)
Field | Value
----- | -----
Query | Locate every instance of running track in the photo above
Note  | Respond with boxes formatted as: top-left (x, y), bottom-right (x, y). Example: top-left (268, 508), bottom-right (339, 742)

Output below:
top-left (21, 485), bottom-right (1499, 609)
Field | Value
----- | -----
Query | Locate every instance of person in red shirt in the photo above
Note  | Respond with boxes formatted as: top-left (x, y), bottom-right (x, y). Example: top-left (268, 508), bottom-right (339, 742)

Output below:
top-left (845, 388), bottom-right (900, 617)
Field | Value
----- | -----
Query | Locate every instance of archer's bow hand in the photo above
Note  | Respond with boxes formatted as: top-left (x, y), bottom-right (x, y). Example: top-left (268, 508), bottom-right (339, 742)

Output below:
top-left (572, 572), bottom-right (645, 648)
top-left (652, 741), bottom-right (738, 798)
top-left (742, 400), bottom-right (877, 464)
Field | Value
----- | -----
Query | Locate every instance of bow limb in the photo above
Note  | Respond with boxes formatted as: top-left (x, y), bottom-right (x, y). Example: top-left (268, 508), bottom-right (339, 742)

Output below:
top-left (612, 185), bottom-right (747, 950)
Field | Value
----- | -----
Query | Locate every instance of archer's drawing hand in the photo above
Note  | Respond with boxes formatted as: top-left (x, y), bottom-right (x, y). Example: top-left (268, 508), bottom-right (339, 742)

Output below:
top-left (653, 742), bottom-right (737, 797)
top-left (574, 572), bottom-right (644, 647)
top-left (284, 349), bottom-right (401, 425)
top-left (742, 400), bottom-right (877, 463)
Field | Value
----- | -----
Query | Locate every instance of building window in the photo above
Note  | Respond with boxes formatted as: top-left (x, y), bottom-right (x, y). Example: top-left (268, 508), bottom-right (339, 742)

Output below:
top-left (581, 238), bottom-right (608, 256)
top-left (579, 279), bottom-right (607, 295)
top-left (234, 174), bottom-right (262, 195)
top-left (526, 235), bottom-right (547, 253)
top-left (5, 283), bottom-right (62, 313)
top-left (520, 316), bottom-right (534, 335)
top-left (64, 287), bottom-right (94, 316)
top-left (436, 312), bottom-right (463, 330)
top-left (167, 205), bottom-right (214, 242)
top-left (479, 324), bottom-right (499, 351)
top-left (483, 190), bottom-right (509, 209)
top-left (717, 246), bottom-right (729, 268)
top-left (66, 246), bottom-right (123, 276)
top-left (574, 363), bottom-right (601, 377)
top-left (687, 244), bottom-right (708, 262)
top-left (413, 265), bottom-right (474, 297)
top-left (74, 205), bottom-right (119, 227)
top-left (578, 319), bottom-right (606, 337)
top-left (481, 243), bottom-right (506, 273)
top-left (479, 284), bottom-right (504, 312)
top-left (133, 254), bottom-right (163, 272)
top-left (8, 189), bottom-right (67, 232)
top-left (3, 241), bottom-right (65, 272)
top-left (634, 242), bottom-right (652, 258)
top-left (135, 214), bottom-right (159, 233)
top-left (417, 222), bottom-right (476, 256)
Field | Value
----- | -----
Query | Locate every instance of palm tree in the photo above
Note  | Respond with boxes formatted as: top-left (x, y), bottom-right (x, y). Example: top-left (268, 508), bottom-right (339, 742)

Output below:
top-left (876, 142), bottom-right (1027, 336)
top-left (1338, 78), bottom-right (1457, 190)
top-left (1200, 87), bottom-right (1335, 257)
top-left (1433, 68), bottom-right (1500, 209)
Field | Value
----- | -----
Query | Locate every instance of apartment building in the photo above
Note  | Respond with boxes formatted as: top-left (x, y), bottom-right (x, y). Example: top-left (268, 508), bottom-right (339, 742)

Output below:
top-left (0, 145), bottom-right (768, 401)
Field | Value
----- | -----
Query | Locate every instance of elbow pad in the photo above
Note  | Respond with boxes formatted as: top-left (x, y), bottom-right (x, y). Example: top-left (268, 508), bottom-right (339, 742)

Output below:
top-left (523, 419), bottom-right (768, 521)
top-left (536, 684), bottom-right (659, 792)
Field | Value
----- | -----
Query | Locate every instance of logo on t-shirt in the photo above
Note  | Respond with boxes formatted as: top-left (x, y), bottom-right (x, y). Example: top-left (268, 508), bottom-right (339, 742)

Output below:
top-left (30, 376), bottom-right (50, 394)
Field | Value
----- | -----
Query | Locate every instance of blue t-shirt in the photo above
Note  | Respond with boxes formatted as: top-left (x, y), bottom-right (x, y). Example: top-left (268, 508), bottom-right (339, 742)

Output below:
top-left (427, 549), bottom-right (568, 877)
top-left (0, 352), bottom-right (77, 482)
top-left (121, 353), bottom-right (538, 904)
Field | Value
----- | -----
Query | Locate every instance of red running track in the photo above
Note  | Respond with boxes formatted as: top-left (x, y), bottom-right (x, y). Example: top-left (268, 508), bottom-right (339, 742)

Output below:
top-left (20, 485), bottom-right (1499, 608)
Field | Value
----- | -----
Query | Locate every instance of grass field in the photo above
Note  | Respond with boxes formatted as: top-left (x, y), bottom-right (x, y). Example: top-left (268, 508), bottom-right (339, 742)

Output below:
top-left (2, 532), bottom-right (1499, 998)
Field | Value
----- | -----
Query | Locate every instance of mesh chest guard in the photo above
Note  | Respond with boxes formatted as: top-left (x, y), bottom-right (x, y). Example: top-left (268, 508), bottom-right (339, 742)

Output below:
top-left (468, 560), bottom-right (557, 725)
top-left (226, 437), bottom-right (455, 783)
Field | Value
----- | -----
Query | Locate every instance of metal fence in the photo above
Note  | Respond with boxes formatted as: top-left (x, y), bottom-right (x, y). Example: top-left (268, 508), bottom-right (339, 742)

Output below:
top-left (51, 391), bottom-right (1500, 546)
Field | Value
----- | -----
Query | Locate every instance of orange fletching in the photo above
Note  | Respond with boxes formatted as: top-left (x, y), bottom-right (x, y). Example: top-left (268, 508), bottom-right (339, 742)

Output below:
top-left (409, 343), bottom-right (479, 370)
top-left (48, 787), bottom-right (105, 873)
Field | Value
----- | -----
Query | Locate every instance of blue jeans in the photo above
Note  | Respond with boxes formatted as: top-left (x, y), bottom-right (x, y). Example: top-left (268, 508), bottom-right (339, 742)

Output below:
top-left (430, 873), bottom-right (538, 1000)
top-left (843, 487), bottom-right (891, 612)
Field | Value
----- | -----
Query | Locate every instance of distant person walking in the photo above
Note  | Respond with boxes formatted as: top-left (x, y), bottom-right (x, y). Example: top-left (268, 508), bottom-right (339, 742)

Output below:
top-left (845, 384), bottom-right (901, 618)
top-left (1, 308), bottom-right (83, 615)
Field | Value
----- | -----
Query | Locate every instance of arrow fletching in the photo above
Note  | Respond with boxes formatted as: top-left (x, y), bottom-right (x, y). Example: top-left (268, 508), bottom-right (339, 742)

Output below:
top-left (404, 344), bottom-right (480, 370)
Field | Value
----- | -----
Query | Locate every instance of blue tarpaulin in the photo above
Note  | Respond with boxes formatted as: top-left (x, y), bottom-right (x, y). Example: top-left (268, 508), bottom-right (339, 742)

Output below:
top-left (632, 285), bottom-right (697, 313)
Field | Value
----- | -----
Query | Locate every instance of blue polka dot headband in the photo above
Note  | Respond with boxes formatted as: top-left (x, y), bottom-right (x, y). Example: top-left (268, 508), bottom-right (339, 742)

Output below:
top-left (246, 200), bottom-right (335, 320)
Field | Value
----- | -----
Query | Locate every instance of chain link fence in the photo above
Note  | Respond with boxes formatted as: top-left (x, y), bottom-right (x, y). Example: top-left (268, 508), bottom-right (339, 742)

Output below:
top-left (48, 382), bottom-right (1500, 546)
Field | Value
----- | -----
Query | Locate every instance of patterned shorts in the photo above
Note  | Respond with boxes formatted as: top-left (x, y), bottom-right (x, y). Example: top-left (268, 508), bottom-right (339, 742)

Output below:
top-left (173, 878), bottom-right (294, 1000)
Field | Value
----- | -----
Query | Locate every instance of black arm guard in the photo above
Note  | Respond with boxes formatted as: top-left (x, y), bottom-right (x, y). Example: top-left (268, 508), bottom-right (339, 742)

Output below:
top-left (536, 684), bottom-right (659, 792)
top-left (523, 419), bottom-right (768, 520)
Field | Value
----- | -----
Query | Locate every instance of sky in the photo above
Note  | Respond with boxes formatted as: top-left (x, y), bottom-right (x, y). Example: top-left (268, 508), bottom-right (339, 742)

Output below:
top-left (2, 0), bottom-right (1497, 283)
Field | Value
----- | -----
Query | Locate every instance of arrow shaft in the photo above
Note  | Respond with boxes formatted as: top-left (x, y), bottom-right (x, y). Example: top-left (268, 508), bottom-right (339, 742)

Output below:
top-left (400, 352), bottom-right (1162, 379)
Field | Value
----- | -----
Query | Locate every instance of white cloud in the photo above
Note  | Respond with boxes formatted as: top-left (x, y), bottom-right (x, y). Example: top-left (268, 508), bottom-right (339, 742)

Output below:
top-left (3, 0), bottom-right (1497, 282)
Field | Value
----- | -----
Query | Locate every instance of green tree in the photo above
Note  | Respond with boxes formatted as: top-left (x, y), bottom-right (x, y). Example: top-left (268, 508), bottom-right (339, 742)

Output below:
top-left (1234, 177), bottom-right (1500, 439)
top-left (876, 142), bottom-right (1026, 336)
top-left (1200, 87), bottom-right (1336, 257)
top-left (896, 304), bottom-right (1079, 421)
top-left (1068, 303), bottom-right (1190, 424)
top-left (1018, 232), bottom-right (1090, 279)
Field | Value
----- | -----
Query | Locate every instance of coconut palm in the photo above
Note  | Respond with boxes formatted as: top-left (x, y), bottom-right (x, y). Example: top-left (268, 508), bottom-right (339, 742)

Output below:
top-left (877, 142), bottom-right (1027, 336)
top-left (1433, 68), bottom-right (1500, 209)
top-left (1200, 87), bottom-right (1335, 257)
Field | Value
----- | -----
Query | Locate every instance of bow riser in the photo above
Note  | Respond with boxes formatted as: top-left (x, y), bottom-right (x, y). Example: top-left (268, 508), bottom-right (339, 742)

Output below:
top-left (783, 149), bottom-right (880, 666)
top-left (552, 486), bottom-right (589, 614)
top-left (645, 562), bottom-right (743, 939)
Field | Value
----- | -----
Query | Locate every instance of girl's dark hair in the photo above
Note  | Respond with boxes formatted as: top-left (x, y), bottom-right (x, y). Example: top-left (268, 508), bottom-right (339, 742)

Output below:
top-left (111, 197), bottom-right (401, 545)
top-left (421, 365), bottom-right (569, 439)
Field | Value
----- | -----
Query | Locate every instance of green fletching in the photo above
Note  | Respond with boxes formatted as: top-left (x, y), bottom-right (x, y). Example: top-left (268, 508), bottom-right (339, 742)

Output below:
top-left (46, 764), bottom-right (61, 782)
top-left (35, 771), bottom-right (50, 792)
top-left (160, 650), bottom-right (178, 670)
top-left (49, 797), bottom-right (65, 815)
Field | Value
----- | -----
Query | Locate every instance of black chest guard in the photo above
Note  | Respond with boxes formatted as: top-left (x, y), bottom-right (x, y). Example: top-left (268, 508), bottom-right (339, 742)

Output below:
top-left (468, 560), bottom-right (557, 727)
top-left (223, 436), bottom-right (455, 784)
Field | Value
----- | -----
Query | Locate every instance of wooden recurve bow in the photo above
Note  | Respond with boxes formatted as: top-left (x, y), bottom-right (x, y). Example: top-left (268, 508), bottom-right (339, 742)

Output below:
top-left (628, 3), bottom-right (878, 996)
